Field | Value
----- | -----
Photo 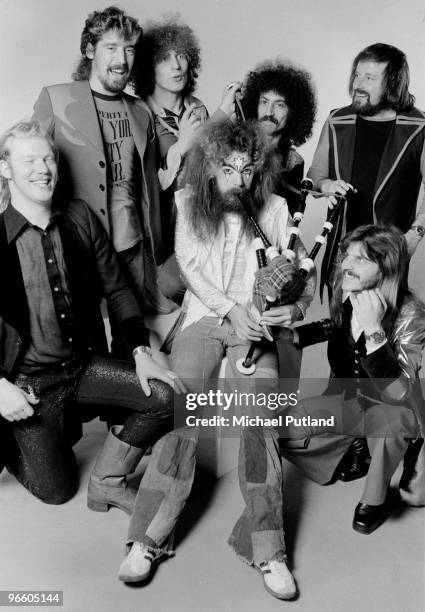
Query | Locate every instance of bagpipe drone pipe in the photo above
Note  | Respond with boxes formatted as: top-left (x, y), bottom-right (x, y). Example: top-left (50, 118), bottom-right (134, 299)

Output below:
top-left (236, 181), bottom-right (349, 374)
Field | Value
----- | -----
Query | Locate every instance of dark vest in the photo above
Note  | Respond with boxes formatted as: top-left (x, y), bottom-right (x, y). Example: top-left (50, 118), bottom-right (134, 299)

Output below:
top-left (321, 105), bottom-right (425, 298)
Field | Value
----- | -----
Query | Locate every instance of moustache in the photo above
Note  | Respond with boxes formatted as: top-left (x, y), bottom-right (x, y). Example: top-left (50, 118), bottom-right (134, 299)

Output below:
top-left (260, 115), bottom-right (279, 125)
top-left (343, 270), bottom-right (360, 279)
top-left (353, 89), bottom-right (369, 98)
top-left (227, 187), bottom-right (246, 199)
top-left (109, 64), bottom-right (129, 73)
top-left (224, 188), bottom-right (248, 204)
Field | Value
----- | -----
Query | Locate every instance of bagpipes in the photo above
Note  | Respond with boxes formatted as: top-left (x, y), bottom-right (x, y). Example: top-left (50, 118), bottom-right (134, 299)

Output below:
top-left (235, 182), bottom-right (349, 375)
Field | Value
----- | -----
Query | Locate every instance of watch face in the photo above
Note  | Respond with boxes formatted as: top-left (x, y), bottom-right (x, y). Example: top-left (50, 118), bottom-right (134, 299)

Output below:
top-left (367, 331), bottom-right (386, 343)
top-left (413, 225), bottom-right (425, 237)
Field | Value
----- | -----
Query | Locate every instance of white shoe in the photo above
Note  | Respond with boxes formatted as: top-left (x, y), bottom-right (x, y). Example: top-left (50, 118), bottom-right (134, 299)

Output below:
top-left (259, 560), bottom-right (297, 600)
top-left (118, 542), bottom-right (163, 583)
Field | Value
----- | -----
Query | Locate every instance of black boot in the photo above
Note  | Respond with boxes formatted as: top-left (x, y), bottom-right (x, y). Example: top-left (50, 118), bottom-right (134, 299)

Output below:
top-left (399, 438), bottom-right (425, 506)
top-left (353, 494), bottom-right (392, 534)
top-left (334, 438), bottom-right (370, 482)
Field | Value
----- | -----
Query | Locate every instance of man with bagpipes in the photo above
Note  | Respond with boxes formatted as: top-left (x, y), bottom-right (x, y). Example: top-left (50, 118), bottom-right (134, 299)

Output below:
top-left (116, 119), bottom-right (316, 600)
top-left (220, 61), bottom-right (317, 381)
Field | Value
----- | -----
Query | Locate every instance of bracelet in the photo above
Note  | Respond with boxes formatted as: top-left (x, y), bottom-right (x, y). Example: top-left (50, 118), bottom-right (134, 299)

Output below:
top-left (321, 318), bottom-right (334, 339)
top-left (132, 345), bottom-right (152, 359)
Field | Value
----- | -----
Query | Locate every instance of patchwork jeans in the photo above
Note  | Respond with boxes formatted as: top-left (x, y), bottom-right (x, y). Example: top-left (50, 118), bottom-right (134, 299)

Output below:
top-left (127, 317), bottom-right (288, 566)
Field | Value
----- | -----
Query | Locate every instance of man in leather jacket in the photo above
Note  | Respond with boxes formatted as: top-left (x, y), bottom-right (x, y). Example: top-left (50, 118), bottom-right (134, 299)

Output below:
top-left (267, 225), bottom-right (425, 534)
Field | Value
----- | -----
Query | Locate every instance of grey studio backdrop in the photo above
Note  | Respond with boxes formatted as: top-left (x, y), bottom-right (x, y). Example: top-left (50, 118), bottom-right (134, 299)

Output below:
top-left (2, 1), bottom-right (425, 365)
top-left (0, 2), bottom-right (425, 611)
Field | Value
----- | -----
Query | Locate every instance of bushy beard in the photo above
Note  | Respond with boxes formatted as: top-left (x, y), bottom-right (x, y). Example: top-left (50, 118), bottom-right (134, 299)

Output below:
top-left (349, 91), bottom-right (388, 117)
top-left (100, 64), bottom-right (130, 94)
top-left (222, 191), bottom-right (246, 212)
top-left (211, 181), bottom-right (248, 214)
top-left (202, 180), bottom-right (264, 239)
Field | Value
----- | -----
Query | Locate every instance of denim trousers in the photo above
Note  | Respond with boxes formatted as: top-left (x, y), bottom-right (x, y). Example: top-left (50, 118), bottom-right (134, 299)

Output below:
top-left (2, 355), bottom-right (173, 504)
top-left (127, 317), bottom-right (288, 566)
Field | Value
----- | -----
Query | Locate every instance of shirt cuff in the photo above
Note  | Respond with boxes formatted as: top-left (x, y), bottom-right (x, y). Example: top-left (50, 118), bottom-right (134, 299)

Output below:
top-left (120, 317), bottom-right (151, 352)
top-left (365, 339), bottom-right (387, 355)
top-left (217, 300), bottom-right (238, 319)
top-left (361, 341), bottom-right (400, 378)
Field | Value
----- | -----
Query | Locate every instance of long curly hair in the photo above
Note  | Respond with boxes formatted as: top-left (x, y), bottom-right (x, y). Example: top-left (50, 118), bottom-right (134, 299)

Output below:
top-left (72, 6), bottom-right (142, 83)
top-left (242, 59), bottom-right (317, 162)
top-left (180, 120), bottom-right (280, 241)
top-left (349, 43), bottom-right (415, 112)
top-left (330, 225), bottom-right (409, 331)
top-left (135, 14), bottom-right (201, 99)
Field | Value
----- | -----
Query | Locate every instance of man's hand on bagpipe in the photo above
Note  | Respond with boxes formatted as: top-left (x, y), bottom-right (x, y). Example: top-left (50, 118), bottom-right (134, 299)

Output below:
top-left (318, 179), bottom-right (357, 207)
top-left (261, 304), bottom-right (300, 328)
top-left (235, 184), bottom-right (350, 375)
top-left (220, 81), bottom-right (245, 120)
top-left (253, 255), bottom-right (305, 312)
top-left (255, 182), bottom-right (352, 321)
top-left (246, 255), bottom-right (305, 347)
top-left (227, 304), bottom-right (264, 343)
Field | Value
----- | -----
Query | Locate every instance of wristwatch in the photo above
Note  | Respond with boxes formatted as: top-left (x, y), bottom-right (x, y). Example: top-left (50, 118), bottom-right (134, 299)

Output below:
top-left (364, 330), bottom-right (386, 344)
top-left (410, 225), bottom-right (425, 238)
top-left (132, 345), bottom-right (153, 359)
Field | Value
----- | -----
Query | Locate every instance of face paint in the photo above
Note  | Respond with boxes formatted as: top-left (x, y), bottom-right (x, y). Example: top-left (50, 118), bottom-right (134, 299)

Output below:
top-left (212, 151), bottom-right (254, 195)
top-left (227, 153), bottom-right (248, 173)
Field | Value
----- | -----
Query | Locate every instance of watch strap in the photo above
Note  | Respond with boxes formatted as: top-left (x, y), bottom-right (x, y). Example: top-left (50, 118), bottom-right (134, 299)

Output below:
top-left (364, 330), bottom-right (386, 344)
top-left (132, 345), bottom-right (153, 359)
top-left (410, 225), bottom-right (425, 238)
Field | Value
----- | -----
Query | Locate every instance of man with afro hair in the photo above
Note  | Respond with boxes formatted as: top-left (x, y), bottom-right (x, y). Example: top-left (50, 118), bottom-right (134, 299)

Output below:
top-left (242, 60), bottom-right (317, 216)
